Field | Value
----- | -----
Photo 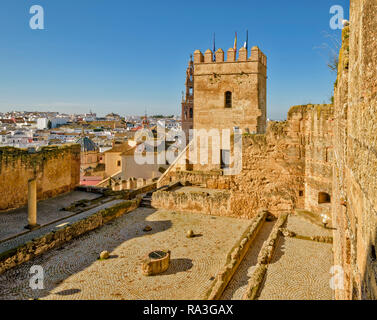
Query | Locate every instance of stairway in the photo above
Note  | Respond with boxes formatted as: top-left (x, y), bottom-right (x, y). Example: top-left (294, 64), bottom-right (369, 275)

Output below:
top-left (140, 193), bottom-right (153, 208)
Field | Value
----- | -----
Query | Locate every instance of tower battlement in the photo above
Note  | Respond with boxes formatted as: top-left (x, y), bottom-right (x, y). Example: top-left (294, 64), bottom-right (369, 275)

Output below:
top-left (193, 46), bottom-right (267, 67)
top-left (193, 45), bottom-right (267, 137)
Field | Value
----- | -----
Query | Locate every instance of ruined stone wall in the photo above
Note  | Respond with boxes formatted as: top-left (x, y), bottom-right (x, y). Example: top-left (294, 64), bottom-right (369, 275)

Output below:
top-left (152, 189), bottom-right (232, 217)
top-left (229, 113), bottom-right (305, 217)
top-left (332, 0), bottom-right (377, 300)
top-left (158, 105), bottom-right (335, 218)
top-left (224, 105), bottom-right (333, 218)
top-left (299, 105), bottom-right (334, 216)
top-left (0, 145), bottom-right (81, 211)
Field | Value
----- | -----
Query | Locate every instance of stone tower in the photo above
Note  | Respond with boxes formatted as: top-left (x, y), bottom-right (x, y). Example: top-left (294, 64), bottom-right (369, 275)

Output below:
top-left (181, 55), bottom-right (194, 142)
top-left (193, 46), bottom-right (267, 134)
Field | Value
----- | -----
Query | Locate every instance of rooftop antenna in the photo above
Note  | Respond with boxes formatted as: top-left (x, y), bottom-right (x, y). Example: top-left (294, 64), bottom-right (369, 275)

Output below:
top-left (213, 32), bottom-right (216, 61)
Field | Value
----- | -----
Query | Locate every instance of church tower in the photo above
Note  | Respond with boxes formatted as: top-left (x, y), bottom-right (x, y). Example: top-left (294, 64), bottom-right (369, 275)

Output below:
top-left (181, 55), bottom-right (194, 142)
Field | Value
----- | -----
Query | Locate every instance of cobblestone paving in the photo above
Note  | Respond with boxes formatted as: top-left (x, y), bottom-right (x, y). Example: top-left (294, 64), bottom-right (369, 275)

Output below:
top-left (221, 221), bottom-right (275, 300)
top-left (0, 191), bottom-right (100, 242)
top-left (287, 215), bottom-right (333, 238)
top-left (0, 199), bottom-right (123, 254)
top-left (0, 208), bottom-right (250, 300)
top-left (258, 216), bottom-right (334, 300)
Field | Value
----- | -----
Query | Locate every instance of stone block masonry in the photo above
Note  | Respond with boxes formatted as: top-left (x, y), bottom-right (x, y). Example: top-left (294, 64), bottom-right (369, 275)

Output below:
top-left (158, 104), bottom-right (334, 219)
top-left (0, 145), bottom-right (81, 211)
top-left (152, 187), bottom-right (232, 217)
top-left (332, 0), bottom-right (377, 300)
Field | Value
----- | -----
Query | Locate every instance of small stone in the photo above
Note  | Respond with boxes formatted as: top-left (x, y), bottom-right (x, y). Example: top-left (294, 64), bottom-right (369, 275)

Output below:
top-left (143, 226), bottom-right (152, 232)
top-left (186, 230), bottom-right (194, 238)
top-left (100, 251), bottom-right (109, 260)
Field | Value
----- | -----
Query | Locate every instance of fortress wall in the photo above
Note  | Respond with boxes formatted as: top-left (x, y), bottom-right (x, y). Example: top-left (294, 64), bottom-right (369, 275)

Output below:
top-left (158, 104), bottom-right (334, 219)
top-left (332, 0), bottom-right (377, 300)
top-left (0, 145), bottom-right (81, 211)
top-left (229, 104), bottom-right (333, 218)
top-left (228, 118), bottom-right (305, 217)
top-left (301, 105), bottom-right (334, 216)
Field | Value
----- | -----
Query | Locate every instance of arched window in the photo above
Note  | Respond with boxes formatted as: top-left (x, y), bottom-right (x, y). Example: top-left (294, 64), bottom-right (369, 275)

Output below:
top-left (318, 192), bottom-right (331, 204)
top-left (225, 91), bottom-right (232, 108)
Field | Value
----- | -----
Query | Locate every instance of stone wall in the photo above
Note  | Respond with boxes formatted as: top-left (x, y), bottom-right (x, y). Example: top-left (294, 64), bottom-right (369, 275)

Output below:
top-left (301, 105), bottom-right (334, 216)
top-left (229, 119), bottom-right (305, 217)
top-left (158, 105), bottom-right (334, 218)
top-left (161, 170), bottom-right (227, 189)
top-left (332, 0), bottom-right (377, 300)
top-left (0, 145), bottom-right (81, 211)
top-left (152, 189), bottom-right (232, 217)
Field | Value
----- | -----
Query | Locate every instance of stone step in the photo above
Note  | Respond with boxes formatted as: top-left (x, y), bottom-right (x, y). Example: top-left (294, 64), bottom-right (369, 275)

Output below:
top-left (140, 198), bottom-right (153, 208)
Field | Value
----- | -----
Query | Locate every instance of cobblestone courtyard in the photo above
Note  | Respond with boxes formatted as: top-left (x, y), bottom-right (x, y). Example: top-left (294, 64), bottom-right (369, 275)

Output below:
top-left (258, 215), bottom-right (334, 300)
top-left (0, 208), bottom-right (250, 300)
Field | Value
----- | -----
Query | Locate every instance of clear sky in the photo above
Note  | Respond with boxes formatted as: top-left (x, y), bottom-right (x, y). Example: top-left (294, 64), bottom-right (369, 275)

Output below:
top-left (0, 0), bottom-right (349, 119)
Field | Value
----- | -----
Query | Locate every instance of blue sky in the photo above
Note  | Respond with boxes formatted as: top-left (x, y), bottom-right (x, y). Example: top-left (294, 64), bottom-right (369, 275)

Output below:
top-left (0, 0), bottom-right (349, 119)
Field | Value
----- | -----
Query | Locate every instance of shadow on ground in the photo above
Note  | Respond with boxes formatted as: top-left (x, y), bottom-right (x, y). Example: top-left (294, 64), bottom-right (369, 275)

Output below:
top-left (0, 208), bottom-right (172, 300)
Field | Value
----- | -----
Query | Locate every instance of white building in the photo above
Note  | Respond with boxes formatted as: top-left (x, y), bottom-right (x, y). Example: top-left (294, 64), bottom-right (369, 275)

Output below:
top-left (37, 117), bottom-right (69, 130)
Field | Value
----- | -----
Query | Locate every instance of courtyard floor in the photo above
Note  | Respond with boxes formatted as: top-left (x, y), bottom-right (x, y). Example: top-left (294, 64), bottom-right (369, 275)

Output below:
top-left (0, 208), bottom-right (250, 300)
top-left (257, 215), bottom-right (334, 300)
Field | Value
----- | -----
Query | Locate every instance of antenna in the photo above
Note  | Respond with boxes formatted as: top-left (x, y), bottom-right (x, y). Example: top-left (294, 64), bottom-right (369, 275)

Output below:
top-left (213, 32), bottom-right (216, 61)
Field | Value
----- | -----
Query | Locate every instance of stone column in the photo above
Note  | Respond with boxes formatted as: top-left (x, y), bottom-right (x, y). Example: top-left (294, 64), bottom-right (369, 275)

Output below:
top-left (26, 179), bottom-right (39, 230)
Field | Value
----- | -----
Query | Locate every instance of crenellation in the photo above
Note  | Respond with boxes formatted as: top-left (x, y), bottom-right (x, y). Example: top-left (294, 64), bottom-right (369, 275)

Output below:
top-left (227, 48), bottom-right (236, 62)
top-left (194, 49), bottom-right (204, 63)
top-left (215, 48), bottom-right (224, 62)
top-left (193, 46), bottom-right (267, 68)
top-left (204, 49), bottom-right (213, 63)
top-left (238, 47), bottom-right (247, 61)
top-left (193, 45), bottom-right (267, 140)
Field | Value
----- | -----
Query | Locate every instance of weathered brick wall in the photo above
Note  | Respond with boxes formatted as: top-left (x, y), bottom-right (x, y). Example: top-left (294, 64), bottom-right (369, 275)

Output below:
top-left (0, 145), bottom-right (81, 211)
top-left (332, 0), bottom-right (377, 300)
top-left (302, 105), bottom-right (334, 216)
top-left (229, 119), bottom-right (305, 217)
top-left (157, 105), bottom-right (336, 218)
top-left (152, 189), bottom-right (232, 217)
